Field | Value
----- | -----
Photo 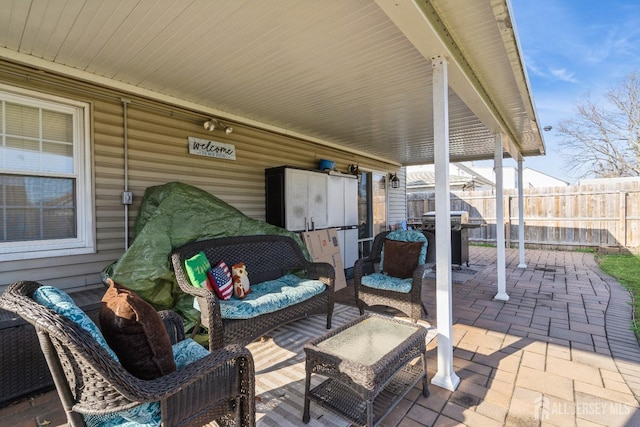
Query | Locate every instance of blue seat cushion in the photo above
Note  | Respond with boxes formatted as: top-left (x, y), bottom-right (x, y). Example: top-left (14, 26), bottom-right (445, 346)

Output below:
top-left (83, 338), bottom-right (209, 427)
top-left (361, 273), bottom-right (413, 293)
top-left (219, 274), bottom-right (326, 319)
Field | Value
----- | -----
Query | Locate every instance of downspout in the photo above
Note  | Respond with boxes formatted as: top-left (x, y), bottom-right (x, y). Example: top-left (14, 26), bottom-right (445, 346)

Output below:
top-left (121, 98), bottom-right (131, 249)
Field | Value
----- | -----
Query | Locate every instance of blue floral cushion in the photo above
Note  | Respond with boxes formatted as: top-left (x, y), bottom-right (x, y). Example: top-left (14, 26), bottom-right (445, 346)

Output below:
top-left (172, 338), bottom-right (210, 369)
top-left (83, 403), bottom-right (160, 427)
top-left (83, 339), bottom-right (209, 426)
top-left (219, 274), bottom-right (326, 319)
top-left (380, 229), bottom-right (427, 271)
top-left (33, 286), bottom-right (119, 361)
top-left (361, 273), bottom-right (413, 293)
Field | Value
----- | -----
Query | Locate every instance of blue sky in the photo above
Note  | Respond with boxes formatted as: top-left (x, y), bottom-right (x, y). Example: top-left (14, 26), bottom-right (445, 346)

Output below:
top-left (484, 0), bottom-right (640, 184)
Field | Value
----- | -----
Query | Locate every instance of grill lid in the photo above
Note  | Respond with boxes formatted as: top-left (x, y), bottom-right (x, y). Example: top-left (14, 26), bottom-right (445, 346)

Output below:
top-left (421, 211), bottom-right (469, 230)
top-left (422, 211), bottom-right (469, 223)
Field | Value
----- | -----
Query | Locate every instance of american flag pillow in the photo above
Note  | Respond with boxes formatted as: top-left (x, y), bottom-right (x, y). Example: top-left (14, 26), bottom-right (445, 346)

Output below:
top-left (207, 261), bottom-right (233, 300)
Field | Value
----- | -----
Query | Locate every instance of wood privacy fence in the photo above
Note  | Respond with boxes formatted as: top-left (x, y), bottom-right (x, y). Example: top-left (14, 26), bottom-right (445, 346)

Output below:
top-left (406, 180), bottom-right (640, 250)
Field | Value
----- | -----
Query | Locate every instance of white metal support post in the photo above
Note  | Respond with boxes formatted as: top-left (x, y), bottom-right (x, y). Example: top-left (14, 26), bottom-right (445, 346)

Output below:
top-left (517, 158), bottom-right (527, 269)
top-left (494, 134), bottom-right (509, 301)
top-left (430, 55), bottom-right (460, 392)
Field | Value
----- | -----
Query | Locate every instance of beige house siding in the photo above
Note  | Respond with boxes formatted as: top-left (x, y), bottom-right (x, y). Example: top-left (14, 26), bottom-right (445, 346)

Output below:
top-left (0, 61), bottom-right (397, 291)
top-left (387, 167), bottom-right (408, 229)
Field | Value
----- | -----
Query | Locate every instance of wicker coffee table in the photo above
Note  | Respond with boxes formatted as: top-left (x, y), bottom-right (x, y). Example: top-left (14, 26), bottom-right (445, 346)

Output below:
top-left (302, 313), bottom-right (428, 427)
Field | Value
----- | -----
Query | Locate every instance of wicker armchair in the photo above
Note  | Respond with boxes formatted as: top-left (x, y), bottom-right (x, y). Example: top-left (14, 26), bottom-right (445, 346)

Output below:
top-left (354, 230), bottom-right (432, 323)
top-left (0, 281), bottom-right (255, 427)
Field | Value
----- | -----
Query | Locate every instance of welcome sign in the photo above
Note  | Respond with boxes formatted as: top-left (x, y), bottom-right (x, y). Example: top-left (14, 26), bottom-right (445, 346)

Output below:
top-left (188, 136), bottom-right (236, 160)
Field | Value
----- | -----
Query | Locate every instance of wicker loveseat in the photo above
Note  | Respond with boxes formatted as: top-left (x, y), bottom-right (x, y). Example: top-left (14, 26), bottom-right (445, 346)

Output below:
top-left (172, 234), bottom-right (335, 350)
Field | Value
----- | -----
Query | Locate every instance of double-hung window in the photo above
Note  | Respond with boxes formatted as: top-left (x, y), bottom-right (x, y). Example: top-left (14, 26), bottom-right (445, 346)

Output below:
top-left (0, 85), bottom-right (93, 261)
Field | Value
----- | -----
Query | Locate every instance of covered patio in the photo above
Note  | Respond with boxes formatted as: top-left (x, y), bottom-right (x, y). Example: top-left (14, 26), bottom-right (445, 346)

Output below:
top-left (0, 0), bottom-right (582, 424)
top-left (3, 245), bottom-right (640, 426)
top-left (0, 0), bottom-right (547, 396)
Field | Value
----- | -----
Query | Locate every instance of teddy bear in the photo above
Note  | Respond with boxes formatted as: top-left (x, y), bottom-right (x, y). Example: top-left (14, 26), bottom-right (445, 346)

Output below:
top-left (231, 262), bottom-right (251, 299)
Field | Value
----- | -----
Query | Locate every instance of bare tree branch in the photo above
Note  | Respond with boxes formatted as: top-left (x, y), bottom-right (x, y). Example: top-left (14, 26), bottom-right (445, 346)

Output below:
top-left (558, 72), bottom-right (640, 178)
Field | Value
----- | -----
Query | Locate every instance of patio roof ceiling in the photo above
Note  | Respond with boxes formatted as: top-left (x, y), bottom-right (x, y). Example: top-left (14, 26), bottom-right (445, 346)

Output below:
top-left (0, 0), bottom-right (545, 166)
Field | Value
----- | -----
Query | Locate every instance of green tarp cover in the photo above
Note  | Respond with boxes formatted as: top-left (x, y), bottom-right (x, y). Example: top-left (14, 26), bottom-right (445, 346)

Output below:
top-left (103, 181), bottom-right (308, 329)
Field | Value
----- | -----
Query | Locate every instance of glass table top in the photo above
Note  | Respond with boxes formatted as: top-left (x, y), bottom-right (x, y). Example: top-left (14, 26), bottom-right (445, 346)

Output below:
top-left (316, 316), bottom-right (418, 366)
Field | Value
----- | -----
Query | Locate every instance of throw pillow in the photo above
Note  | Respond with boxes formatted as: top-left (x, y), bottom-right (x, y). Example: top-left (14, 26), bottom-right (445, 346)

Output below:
top-left (231, 262), bottom-right (251, 299)
top-left (380, 229), bottom-right (428, 270)
top-left (100, 279), bottom-right (176, 380)
top-left (207, 260), bottom-right (234, 300)
top-left (382, 239), bottom-right (424, 279)
top-left (184, 251), bottom-right (212, 288)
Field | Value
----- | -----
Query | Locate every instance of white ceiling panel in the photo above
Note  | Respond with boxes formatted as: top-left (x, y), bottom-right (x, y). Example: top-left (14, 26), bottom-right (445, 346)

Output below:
top-left (0, 0), bottom-right (545, 165)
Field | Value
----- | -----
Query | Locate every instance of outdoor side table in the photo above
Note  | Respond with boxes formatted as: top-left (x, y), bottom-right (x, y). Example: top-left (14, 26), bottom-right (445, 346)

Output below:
top-left (303, 313), bottom-right (428, 427)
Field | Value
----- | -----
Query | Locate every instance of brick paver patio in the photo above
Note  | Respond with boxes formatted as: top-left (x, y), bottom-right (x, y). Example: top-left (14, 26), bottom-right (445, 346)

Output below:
top-left (2, 246), bottom-right (640, 426)
top-left (390, 246), bottom-right (640, 426)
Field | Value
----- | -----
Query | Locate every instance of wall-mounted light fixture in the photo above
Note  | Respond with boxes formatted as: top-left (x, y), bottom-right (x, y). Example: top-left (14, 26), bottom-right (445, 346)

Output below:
top-left (389, 173), bottom-right (400, 189)
top-left (348, 164), bottom-right (362, 183)
top-left (204, 119), bottom-right (233, 134)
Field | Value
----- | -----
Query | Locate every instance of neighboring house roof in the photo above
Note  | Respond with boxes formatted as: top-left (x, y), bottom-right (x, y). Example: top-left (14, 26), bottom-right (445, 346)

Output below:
top-left (0, 0), bottom-right (545, 166)
top-left (471, 166), bottom-right (569, 188)
top-left (406, 167), bottom-right (494, 190)
top-left (407, 170), bottom-right (467, 189)
top-left (578, 176), bottom-right (640, 186)
top-left (407, 163), bottom-right (568, 190)
top-left (522, 168), bottom-right (570, 187)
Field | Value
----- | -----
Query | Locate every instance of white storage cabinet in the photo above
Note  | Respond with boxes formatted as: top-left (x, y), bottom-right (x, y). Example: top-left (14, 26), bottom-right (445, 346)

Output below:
top-left (265, 166), bottom-right (328, 232)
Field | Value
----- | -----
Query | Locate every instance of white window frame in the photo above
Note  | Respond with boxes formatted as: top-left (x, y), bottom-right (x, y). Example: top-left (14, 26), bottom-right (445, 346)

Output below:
top-left (0, 83), bottom-right (94, 261)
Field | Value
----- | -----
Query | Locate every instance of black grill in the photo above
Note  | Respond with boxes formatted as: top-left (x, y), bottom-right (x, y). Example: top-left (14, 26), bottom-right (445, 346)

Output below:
top-left (420, 211), bottom-right (476, 266)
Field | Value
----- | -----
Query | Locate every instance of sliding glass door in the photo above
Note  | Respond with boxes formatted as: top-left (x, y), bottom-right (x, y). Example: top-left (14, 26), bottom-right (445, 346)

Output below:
top-left (357, 171), bottom-right (386, 258)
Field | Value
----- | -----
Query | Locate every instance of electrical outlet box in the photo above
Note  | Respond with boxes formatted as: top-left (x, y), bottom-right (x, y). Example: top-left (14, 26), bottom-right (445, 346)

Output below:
top-left (122, 191), bottom-right (133, 205)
